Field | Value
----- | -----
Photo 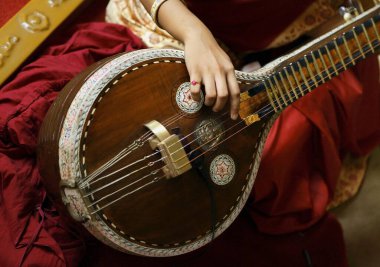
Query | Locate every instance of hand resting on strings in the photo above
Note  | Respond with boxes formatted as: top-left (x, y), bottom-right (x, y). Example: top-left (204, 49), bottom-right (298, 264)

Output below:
top-left (140, 0), bottom-right (240, 120)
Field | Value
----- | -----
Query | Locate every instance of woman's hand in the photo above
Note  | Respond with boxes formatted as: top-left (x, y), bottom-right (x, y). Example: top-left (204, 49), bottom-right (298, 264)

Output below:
top-left (183, 27), bottom-right (240, 120)
top-left (141, 0), bottom-right (240, 119)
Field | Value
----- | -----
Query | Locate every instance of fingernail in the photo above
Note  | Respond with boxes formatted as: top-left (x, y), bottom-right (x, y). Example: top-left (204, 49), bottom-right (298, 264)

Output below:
top-left (231, 113), bottom-right (238, 120)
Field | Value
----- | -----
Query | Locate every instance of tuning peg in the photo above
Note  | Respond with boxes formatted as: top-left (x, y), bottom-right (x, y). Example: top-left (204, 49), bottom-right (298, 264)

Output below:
top-left (338, 6), bottom-right (356, 21)
top-left (338, 0), bottom-right (366, 21)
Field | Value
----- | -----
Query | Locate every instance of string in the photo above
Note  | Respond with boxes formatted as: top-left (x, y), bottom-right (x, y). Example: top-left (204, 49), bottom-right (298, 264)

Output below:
top-left (83, 157), bottom-right (162, 194)
top-left (89, 105), bottom-right (270, 214)
top-left (146, 39), bottom-right (380, 174)
top-left (84, 113), bottom-right (244, 198)
top-left (81, 112), bottom-right (186, 185)
top-left (84, 78), bottom-right (320, 211)
top-left (82, 111), bottom-right (231, 188)
top-left (87, 170), bottom-right (162, 208)
top-left (82, 104), bottom-right (240, 185)
top-left (90, 175), bottom-right (166, 214)
top-left (85, 39), bottom-right (379, 212)
top-left (85, 38), bottom-right (379, 201)
top-left (79, 110), bottom-right (230, 187)
top-left (83, 85), bottom-right (271, 185)
top-left (83, 22), bottom-right (380, 184)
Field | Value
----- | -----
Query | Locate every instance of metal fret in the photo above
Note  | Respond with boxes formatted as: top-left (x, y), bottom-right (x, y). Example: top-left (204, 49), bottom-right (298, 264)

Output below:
top-left (325, 46), bottom-right (339, 76)
top-left (311, 52), bottom-right (325, 83)
top-left (273, 75), bottom-right (289, 105)
top-left (304, 55), bottom-right (318, 86)
top-left (333, 39), bottom-right (347, 70)
top-left (370, 18), bottom-right (380, 40)
top-left (296, 61), bottom-right (312, 92)
top-left (356, 1), bottom-right (364, 13)
top-left (361, 25), bottom-right (375, 53)
top-left (290, 64), bottom-right (304, 96)
top-left (352, 27), bottom-right (366, 58)
top-left (284, 67), bottom-right (299, 100)
top-left (342, 35), bottom-right (356, 66)
top-left (278, 71), bottom-right (294, 101)
top-left (263, 80), bottom-right (279, 112)
top-left (317, 49), bottom-right (332, 79)
top-left (268, 77), bottom-right (284, 108)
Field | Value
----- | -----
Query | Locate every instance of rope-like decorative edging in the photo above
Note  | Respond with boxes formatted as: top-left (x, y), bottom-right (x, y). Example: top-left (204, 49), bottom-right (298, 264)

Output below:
top-left (58, 48), bottom-right (275, 256)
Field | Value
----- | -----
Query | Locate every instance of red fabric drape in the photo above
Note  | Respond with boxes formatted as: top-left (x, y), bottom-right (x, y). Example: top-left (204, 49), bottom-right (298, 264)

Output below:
top-left (186, 0), bottom-right (315, 51)
top-left (184, 0), bottom-right (380, 234)
top-left (0, 22), bottom-right (145, 266)
top-left (0, 0), bottom-right (29, 27)
top-left (251, 57), bottom-right (380, 234)
top-left (1, 21), bottom-right (377, 266)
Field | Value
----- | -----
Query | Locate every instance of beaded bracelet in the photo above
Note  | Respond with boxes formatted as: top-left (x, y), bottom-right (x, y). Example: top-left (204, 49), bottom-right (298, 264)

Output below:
top-left (150, 0), bottom-right (169, 26)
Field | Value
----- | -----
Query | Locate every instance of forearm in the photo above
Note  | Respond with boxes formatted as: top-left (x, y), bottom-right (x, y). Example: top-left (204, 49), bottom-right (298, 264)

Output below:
top-left (140, 0), bottom-right (212, 43)
top-left (140, 0), bottom-right (240, 120)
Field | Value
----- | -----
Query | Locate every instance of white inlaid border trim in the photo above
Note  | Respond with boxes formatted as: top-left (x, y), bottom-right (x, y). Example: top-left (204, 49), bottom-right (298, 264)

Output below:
top-left (58, 48), bottom-right (278, 257)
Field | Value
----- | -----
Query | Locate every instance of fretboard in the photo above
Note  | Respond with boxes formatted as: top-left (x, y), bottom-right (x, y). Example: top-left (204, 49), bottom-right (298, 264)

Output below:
top-left (250, 5), bottom-right (380, 119)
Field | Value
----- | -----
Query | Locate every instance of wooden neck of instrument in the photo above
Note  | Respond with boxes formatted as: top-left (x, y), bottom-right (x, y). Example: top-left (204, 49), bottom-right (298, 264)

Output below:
top-left (254, 5), bottom-right (379, 118)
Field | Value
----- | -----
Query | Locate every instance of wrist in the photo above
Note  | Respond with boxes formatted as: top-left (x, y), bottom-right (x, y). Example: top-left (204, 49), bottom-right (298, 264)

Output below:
top-left (181, 22), bottom-right (214, 45)
top-left (152, 0), bottom-right (212, 43)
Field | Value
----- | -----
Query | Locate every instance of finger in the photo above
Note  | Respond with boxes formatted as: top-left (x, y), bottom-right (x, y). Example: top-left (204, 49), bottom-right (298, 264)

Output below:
top-left (203, 74), bottom-right (216, 107)
top-left (213, 72), bottom-right (228, 112)
top-left (189, 74), bottom-right (202, 102)
top-left (227, 71), bottom-right (240, 120)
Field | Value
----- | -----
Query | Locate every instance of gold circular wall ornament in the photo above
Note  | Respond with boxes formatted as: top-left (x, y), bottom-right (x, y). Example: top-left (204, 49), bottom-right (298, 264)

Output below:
top-left (19, 11), bottom-right (50, 33)
top-left (48, 0), bottom-right (64, 7)
top-left (9, 36), bottom-right (20, 44)
top-left (0, 36), bottom-right (20, 67)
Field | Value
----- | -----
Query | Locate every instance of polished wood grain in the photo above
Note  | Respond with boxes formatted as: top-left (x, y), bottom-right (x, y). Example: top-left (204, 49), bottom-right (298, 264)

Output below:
top-left (37, 3), bottom-right (380, 253)
top-left (38, 55), bottom-right (269, 248)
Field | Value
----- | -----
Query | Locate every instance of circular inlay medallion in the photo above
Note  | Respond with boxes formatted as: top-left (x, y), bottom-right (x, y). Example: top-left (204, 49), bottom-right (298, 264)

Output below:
top-left (210, 154), bottom-right (235, 185)
top-left (195, 118), bottom-right (224, 151)
top-left (175, 82), bottom-right (204, 114)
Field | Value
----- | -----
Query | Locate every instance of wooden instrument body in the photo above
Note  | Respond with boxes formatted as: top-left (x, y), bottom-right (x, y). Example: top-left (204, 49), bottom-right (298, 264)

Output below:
top-left (38, 4), bottom-right (380, 256)
top-left (38, 49), bottom-right (274, 256)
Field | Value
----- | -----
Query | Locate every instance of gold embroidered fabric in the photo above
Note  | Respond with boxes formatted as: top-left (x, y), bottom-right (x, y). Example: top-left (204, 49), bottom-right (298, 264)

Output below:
top-left (267, 0), bottom-right (342, 49)
top-left (327, 154), bottom-right (369, 210)
top-left (106, 0), bottom-right (183, 49)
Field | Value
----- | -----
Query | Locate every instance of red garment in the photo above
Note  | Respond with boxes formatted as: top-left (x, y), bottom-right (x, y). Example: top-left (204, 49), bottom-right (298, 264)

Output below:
top-left (251, 57), bottom-right (380, 233)
top-left (186, 0), bottom-right (315, 51)
top-left (0, 0), bottom-right (28, 27)
top-left (0, 21), bottom-right (375, 266)
top-left (0, 22), bottom-right (145, 266)
top-left (187, 0), bottom-right (380, 234)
